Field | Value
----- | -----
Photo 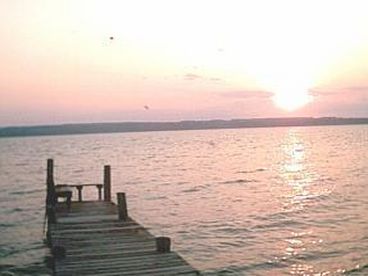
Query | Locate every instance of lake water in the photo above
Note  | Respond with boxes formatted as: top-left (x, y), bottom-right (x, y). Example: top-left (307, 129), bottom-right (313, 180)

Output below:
top-left (0, 125), bottom-right (367, 275)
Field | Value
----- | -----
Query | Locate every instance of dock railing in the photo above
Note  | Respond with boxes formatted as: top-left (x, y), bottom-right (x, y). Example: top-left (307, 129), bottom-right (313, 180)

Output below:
top-left (46, 159), bottom-right (111, 203)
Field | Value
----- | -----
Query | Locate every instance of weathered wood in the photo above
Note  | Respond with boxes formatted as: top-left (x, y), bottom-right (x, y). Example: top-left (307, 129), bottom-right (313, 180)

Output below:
top-left (47, 206), bottom-right (56, 224)
top-left (117, 192), bottom-right (128, 221)
top-left (47, 159), bottom-right (54, 185)
top-left (57, 184), bottom-right (104, 201)
top-left (97, 184), bottom-right (103, 200)
top-left (45, 160), bottom-right (198, 275)
top-left (46, 158), bottom-right (57, 248)
top-left (50, 200), bottom-right (198, 275)
top-left (103, 165), bottom-right (111, 202)
top-left (76, 185), bottom-right (83, 202)
top-left (156, 236), bottom-right (171, 253)
top-left (52, 244), bottom-right (66, 259)
top-left (46, 158), bottom-right (55, 207)
top-left (59, 183), bottom-right (103, 187)
top-left (55, 185), bottom-right (73, 209)
top-left (56, 264), bottom-right (198, 276)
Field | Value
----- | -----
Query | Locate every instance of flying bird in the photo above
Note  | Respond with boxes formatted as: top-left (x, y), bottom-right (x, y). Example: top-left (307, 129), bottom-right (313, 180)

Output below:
top-left (144, 105), bottom-right (150, 110)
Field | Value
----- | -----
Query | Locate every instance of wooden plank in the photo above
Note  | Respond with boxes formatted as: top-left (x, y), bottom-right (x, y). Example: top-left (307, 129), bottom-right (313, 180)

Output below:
top-left (56, 255), bottom-right (185, 271)
top-left (58, 252), bottom-right (181, 266)
top-left (51, 224), bottom-right (147, 235)
top-left (52, 236), bottom-right (155, 246)
top-left (49, 220), bottom-right (138, 229)
top-left (50, 201), bottom-right (199, 275)
top-left (56, 215), bottom-right (119, 224)
top-left (58, 183), bottom-right (103, 187)
top-left (56, 264), bottom-right (199, 276)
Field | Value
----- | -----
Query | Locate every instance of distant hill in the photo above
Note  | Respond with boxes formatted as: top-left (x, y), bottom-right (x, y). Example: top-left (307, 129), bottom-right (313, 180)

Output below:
top-left (0, 117), bottom-right (368, 138)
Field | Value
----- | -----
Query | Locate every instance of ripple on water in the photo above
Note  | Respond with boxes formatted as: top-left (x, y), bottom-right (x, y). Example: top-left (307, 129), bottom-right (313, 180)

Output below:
top-left (220, 179), bottom-right (258, 185)
top-left (9, 189), bottom-right (44, 196)
top-left (236, 168), bottom-right (266, 174)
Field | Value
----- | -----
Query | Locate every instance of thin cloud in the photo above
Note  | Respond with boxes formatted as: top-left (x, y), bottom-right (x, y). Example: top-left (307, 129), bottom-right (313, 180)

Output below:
top-left (220, 90), bottom-right (274, 99)
top-left (344, 86), bottom-right (368, 93)
top-left (184, 73), bottom-right (203, 81)
top-left (310, 86), bottom-right (368, 97)
top-left (309, 89), bottom-right (338, 96)
top-left (184, 73), bottom-right (222, 82)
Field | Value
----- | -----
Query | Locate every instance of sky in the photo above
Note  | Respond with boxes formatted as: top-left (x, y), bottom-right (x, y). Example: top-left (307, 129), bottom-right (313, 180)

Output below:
top-left (1, 0), bottom-right (368, 126)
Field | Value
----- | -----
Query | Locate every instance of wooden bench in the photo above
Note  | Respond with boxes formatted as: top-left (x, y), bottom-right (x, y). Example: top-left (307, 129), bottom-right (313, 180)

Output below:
top-left (55, 185), bottom-right (73, 210)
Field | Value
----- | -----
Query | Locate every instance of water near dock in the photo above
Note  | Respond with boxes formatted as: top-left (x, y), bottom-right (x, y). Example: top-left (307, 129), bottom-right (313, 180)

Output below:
top-left (1, 125), bottom-right (368, 275)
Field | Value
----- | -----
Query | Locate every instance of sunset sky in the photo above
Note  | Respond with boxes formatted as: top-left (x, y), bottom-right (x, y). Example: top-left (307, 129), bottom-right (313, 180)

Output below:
top-left (1, 0), bottom-right (368, 126)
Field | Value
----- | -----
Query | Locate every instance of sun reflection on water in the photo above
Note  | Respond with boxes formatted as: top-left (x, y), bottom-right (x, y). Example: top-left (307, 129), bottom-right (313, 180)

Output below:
top-left (278, 130), bottom-right (321, 275)
top-left (279, 129), bottom-right (318, 211)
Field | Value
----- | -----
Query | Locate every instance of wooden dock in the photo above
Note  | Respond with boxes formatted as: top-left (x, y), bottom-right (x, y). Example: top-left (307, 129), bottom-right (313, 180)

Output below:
top-left (45, 159), bottom-right (199, 275)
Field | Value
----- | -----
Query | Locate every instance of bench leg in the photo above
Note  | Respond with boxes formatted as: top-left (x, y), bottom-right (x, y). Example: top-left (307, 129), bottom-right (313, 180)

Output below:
top-left (66, 194), bottom-right (71, 210)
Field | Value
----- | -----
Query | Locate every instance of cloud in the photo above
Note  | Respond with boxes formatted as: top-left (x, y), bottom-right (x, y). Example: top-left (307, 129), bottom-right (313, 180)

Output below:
top-left (304, 86), bottom-right (368, 117)
top-left (344, 86), bottom-right (368, 93)
top-left (309, 88), bottom-right (338, 96)
top-left (183, 73), bottom-right (222, 82)
top-left (219, 90), bottom-right (274, 99)
top-left (310, 86), bottom-right (368, 98)
top-left (184, 73), bottom-right (203, 81)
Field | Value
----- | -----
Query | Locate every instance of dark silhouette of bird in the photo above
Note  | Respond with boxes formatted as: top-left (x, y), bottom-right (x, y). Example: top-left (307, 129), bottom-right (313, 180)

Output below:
top-left (109, 36), bottom-right (114, 40)
top-left (144, 105), bottom-right (149, 110)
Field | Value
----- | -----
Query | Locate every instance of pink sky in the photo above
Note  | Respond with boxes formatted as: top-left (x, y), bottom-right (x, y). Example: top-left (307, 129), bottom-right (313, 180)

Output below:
top-left (1, 0), bottom-right (368, 126)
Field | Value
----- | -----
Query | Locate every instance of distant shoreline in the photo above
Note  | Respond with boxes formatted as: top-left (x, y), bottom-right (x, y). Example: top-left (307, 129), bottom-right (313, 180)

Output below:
top-left (0, 117), bottom-right (367, 138)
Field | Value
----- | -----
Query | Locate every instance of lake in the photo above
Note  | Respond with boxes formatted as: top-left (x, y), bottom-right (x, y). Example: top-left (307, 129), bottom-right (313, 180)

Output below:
top-left (0, 125), bottom-right (367, 275)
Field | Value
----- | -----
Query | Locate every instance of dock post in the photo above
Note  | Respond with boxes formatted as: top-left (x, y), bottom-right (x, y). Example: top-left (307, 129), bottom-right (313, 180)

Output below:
top-left (117, 192), bottom-right (128, 221)
top-left (76, 185), bottom-right (83, 202)
top-left (97, 184), bottom-right (103, 200)
top-left (46, 159), bottom-right (56, 245)
top-left (52, 243), bottom-right (66, 259)
top-left (104, 165), bottom-right (111, 202)
top-left (46, 159), bottom-right (56, 222)
top-left (47, 206), bottom-right (56, 223)
top-left (46, 159), bottom-right (56, 206)
top-left (156, 237), bottom-right (171, 253)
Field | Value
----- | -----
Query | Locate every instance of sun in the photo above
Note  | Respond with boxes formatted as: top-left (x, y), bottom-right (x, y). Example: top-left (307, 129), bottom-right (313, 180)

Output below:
top-left (272, 85), bottom-right (313, 111)
top-left (254, 71), bottom-right (314, 111)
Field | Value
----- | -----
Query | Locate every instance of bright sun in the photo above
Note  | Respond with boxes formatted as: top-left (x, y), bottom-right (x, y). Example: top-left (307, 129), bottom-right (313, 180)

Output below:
top-left (270, 81), bottom-right (313, 111)
top-left (255, 70), bottom-right (314, 111)
top-left (273, 89), bottom-right (313, 111)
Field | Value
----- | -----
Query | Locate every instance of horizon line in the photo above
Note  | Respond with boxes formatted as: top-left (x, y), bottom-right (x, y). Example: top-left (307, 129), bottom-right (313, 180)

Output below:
top-left (2, 116), bottom-right (368, 129)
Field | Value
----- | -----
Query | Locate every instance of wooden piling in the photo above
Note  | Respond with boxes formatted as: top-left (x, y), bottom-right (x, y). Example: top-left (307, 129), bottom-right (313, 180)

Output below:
top-left (47, 159), bottom-right (54, 183)
top-left (117, 192), bottom-right (128, 221)
top-left (96, 184), bottom-right (103, 200)
top-left (156, 237), bottom-right (171, 253)
top-left (46, 159), bottom-right (55, 206)
top-left (103, 165), bottom-right (111, 202)
top-left (47, 206), bottom-right (56, 224)
top-left (52, 244), bottom-right (66, 259)
top-left (76, 185), bottom-right (83, 202)
top-left (46, 159), bottom-right (56, 244)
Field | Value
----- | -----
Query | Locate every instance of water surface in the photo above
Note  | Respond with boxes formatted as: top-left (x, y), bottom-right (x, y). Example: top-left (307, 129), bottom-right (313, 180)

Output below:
top-left (0, 125), bottom-right (367, 275)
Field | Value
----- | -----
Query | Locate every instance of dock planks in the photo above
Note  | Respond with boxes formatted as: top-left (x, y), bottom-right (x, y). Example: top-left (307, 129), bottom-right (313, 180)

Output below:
top-left (49, 201), bottom-right (199, 275)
